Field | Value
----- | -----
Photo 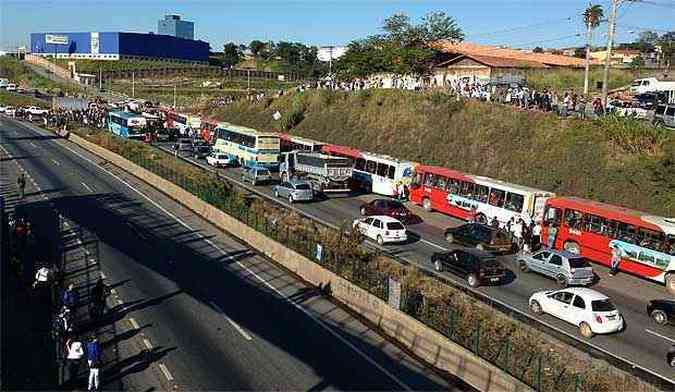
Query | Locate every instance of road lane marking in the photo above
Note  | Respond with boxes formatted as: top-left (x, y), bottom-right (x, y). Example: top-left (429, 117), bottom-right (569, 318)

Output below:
top-left (51, 158), bottom-right (60, 166)
top-left (81, 182), bottom-right (93, 192)
top-left (52, 132), bottom-right (412, 390)
top-left (143, 338), bottom-right (153, 350)
top-left (129, 318), bottom-right (140, 330)
top-left (29, 141), bottom-right (36, 147)
top-left (646, 329), bottom-right (675, 344)
top-left (158, 363), bottom-right (174, 381)
top-left (209, 301), bottom-right (253, 341)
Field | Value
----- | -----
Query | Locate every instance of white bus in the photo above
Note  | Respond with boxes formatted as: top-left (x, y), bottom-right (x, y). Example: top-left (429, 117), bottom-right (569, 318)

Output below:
top-left (322, 144), bottom-right (415, 197)
top-left (213, 125), bottom-right (281, 170)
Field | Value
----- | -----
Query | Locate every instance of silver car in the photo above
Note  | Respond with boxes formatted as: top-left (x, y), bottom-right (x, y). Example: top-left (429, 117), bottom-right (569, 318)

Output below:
top-left (241, 167), bottom-right (272, 186)
top-left (273, 180), bottom-right (314, 203)
top-left (518, 249), bottom-right (595, 287)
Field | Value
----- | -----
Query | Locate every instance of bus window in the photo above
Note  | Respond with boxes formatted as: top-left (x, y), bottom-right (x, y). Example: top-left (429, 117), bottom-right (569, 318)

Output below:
top-left (616, 222), bottom-right (638, 244)
top-left (436, 176), bottom-right (447, 190)
top-left (488, 188), bottom-right (505, 207)
top-left (505, 193), bottom-right (524, 213)
top-left (563, 209), bottom-right (583, 230)
top-left (638, 228), bottom-right (664, 251)
top-left (366, 160), bottom-right (377, 174)
top-left (387, 166), bottom-right (395, 180)
top-left (583, 214), bottom-right (606, 234)
top-left (459, 181), bottom-right (474, 198)
top-left (543, 207), bottom-right (561, 227)
top-left (376, 163), bottom-right (388, 177)
top-left (355, 158), bottom-right (366, 171)
top-left (475, 185), bottom-right (489, 202)
top-left (446, 179), bottom-right (460, 194)
top-left (424, 173), bottom-right (436, 187)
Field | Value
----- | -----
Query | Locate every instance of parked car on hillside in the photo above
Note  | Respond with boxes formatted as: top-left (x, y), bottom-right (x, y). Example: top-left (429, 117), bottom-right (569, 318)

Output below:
top-left (273, 179), bottom-right (314, 203)
top-left (444, 223), bottom-right (513, 253)
top-left (352, 215), bottom-right (407, 245)
top-left (517, 249), bottom-right (594, 287)
top-left (359, 198), bottom-right (411, 221)
top-left (647, 299), bottom-right (675, 326)
top-left (241, 166), bottom-right (272, 186)
top-left (431, 248), bottom-right (507, 287)
top-left (529, 288), bottom-right (623, 338)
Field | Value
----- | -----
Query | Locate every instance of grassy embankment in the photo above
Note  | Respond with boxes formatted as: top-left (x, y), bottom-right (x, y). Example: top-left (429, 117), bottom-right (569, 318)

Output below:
top-left (0, 90), bottom-right (48, 108)
top-left (206, 89), bottom-right (674, 217)
top-left (524, 67), bottom-right (648, 93)
top-left (0, 56), bottom-right (82, 95)
top-left (47, 58), bottom-right (196, 74)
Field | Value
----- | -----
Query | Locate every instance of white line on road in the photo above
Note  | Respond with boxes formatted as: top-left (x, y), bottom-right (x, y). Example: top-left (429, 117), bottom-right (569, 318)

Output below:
top-left (51, 158), bottom-right (60, 166)
top-left (81, 182), bottom-right (93, 192)
top-left (158, 363), bottom-right (174, 381)
top-left (52, 134), bottom-right (414, 390)
top-left (129, 318), bottom-right (140, 330)
top-left (209, 301), bottom-right (253, 341)
top-left (29, 141), bottom-right (36, 147)
top-left (646, 329), bottom-right (675, 344)
top-left (143, 338), bottom-right (153, 350)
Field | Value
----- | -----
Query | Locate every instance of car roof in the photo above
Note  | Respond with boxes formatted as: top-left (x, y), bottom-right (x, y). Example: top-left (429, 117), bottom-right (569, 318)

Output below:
top-left (557, 287), bottom-right (608, 300)
top-left (535, 249), bottom-right (581, 259)
top-left (368, 215), bottom-right (403, 223)
top-left (451, 248), bottom-right (495, 259)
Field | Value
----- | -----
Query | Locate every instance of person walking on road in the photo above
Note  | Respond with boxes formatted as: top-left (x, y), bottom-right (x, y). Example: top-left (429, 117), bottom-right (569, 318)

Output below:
top-left (90, 278), bottom-right (108, 319)
top-left (87, 336), bottom-right (102, 392)
top-left (66, 337), bottom-right (85, 383)
top-left (610, 244), bottom-right (622, 276)
top-left (62, 283), bottom-right (79, 310)
top-left (17, 173), bottom-right (26, 199)
top-left (32, 264), bottom-right (51, 289)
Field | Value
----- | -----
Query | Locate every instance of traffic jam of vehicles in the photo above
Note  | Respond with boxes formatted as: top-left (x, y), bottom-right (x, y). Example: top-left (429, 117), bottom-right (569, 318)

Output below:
top-left (3, 95), bottom-right (675, 345)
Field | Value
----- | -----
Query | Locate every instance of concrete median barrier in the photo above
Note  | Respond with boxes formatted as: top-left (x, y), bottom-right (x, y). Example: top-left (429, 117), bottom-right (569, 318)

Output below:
top-left (68, 133), bottom-right (531, 392)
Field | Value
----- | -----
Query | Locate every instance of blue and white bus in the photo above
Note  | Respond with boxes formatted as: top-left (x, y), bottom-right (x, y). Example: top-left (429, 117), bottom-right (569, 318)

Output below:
top-left (213, 125), bottom-right (280, 170)
top-left (108, 111), bottom-right (147, 140)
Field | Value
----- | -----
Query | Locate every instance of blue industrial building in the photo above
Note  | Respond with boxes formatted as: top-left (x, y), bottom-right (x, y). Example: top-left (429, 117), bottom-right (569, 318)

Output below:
top-left (30, 32), bottom-right (208, 63)
top-left (158, 14), bottom-right (194, 41)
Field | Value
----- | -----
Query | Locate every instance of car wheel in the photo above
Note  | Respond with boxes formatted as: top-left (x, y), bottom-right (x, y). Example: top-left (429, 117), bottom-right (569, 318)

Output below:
top-left (563, 241), bottom-right (581, 255)
top-left (376, 235), bottom-right (384, 246)
top-left (651, 310), bottom-right (669, 325)
top-left (579, 322), bottom-right (594, 339)
top-left (529, 300), bottom-right (543, 315)
top-left (445, 233), bottom-right (455, 243)
top-left (422, 198), bottom-right (432, 212)
top-left (467, 274), bottom-right (479, 288)
top-left (519, 261), bottom-right (529, 272)
top-left (666, 273), bottom-right (675, 295)
top-left (557, 274), bottom-right (568, 287)
top-left (288, 195), bottom-right (294, 204)
top-left (434, 260), bottom-right (443, 272)
top-left (476, 244), bottom-right (485, 251)
top-left (274, 190), bottom-right (279, 198)
top-left (360, 207), bottom-right (367, 216)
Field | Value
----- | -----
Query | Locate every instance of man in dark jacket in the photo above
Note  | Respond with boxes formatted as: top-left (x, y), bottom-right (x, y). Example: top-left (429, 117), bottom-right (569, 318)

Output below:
top-left (62, 284), bottom-right (79, 310)
top-left (90, 278), bottom-right (108, 318)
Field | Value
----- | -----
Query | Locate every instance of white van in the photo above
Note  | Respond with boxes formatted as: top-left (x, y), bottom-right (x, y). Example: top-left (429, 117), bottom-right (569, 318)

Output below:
top-left (0, 78), bottom-right (9, 88)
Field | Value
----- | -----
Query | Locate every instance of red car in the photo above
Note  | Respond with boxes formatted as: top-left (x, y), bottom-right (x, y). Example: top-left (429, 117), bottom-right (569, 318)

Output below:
top-left (359, 199), bottom-right (411, 221)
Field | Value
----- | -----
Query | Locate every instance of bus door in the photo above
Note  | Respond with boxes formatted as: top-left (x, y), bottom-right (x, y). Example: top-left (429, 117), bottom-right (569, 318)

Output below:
top-left (532, 194), bottom-right (549, 223)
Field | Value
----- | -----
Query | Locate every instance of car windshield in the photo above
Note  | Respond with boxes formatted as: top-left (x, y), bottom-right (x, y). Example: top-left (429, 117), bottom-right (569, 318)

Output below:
top-left (257, 169), bottom-right (270, 176)
top-left (217, 154), bottom-right (227, 159)
top-left (481, 257), bottom-right (500, 268)
top-left (387, 222), bottom-right (405, 230)
top-left (591, 299), bottom-right (616, 312)
top-left (568, 257), bottom-right (591, 268)
top-left (388, 201), bottom-right (404, 209)
top-left (631, 81), bottom-right (642, 86)
top-left (294, 183), bottom-right (311, 190)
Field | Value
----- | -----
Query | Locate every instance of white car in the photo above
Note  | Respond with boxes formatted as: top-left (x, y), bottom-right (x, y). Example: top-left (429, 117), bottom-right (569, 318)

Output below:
top-left (206, 152), bottom-right (234, 167)
top-left (4, 106), bottom-right (16, 117)
top-left (6, 84), bottom-right (17, 92)
top-left (352, 215), bottom-right (407, 245)
top-left (26, 106), bottom-right (49, 116)
top-left (529, 288), bottom-right (623, 338)
top-left (0, 105), bottom-right (7, 113)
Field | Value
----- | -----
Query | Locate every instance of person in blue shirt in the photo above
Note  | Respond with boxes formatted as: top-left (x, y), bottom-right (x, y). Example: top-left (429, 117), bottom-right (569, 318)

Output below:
top-left (86, 336), bottom-right (101, 392)
top-left (62, 284), bottom-right (79, 309)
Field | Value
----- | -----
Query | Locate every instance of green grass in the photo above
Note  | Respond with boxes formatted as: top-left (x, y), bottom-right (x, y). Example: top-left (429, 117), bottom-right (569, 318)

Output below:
top-left (47, 58), bottom-right (197, 74)
top-left (0, 90), bottom-right (48, 108)
top-left (207, 89), bottom-right (675, 216)
top-left (0, 56), bottom-right (82, 94)
top-left (524, 67), bottom-right (649, 93)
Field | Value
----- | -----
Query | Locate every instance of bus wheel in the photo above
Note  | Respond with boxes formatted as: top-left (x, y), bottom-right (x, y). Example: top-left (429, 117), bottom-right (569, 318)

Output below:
top-left (422, 198), bottom-right (432, 212)
top-left (666, 273), bottom-right (675, 295)
top-left (563, 241), bottom-right (580, 255)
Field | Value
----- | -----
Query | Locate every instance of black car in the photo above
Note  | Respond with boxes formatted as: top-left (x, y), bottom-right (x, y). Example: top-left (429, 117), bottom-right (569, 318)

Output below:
top-left (444, 223), bottom-right (513, 253)
top-left (647, 299), bottom-right (675, 326)
top-left (431, 248), bottom-right (507, 287)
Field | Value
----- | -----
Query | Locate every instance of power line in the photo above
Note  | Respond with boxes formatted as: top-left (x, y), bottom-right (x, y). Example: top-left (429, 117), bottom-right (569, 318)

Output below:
top-left (464, 16), bottom-right (576, 39)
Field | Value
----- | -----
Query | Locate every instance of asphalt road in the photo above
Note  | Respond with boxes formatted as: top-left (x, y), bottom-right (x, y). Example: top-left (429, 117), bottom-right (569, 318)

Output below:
top-left (159, 143), bottom-right (675, 385)
top-left (0, 117), bottom-right (470, 391)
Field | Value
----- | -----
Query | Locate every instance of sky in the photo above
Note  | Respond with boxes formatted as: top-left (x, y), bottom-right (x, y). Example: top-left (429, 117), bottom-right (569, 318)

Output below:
top-left (1, 0), bottom-right (673, 51)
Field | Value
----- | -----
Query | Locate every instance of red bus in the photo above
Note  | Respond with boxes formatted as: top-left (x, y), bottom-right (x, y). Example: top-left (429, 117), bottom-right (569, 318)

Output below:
top-left (541, 197), bottom-right (675, 293)
top-left (200, 118), bottom-right (226, 144)
top-left (409, 165), bottom-right (554, 226)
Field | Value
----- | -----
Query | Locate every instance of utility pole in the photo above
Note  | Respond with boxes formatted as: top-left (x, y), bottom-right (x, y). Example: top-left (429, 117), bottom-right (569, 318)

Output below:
top-left (132, 71), bottom-right (135, 98)
top-left (601, 0), bottom-right (620, 109)
top-left (247, 69), bottom-right (250, 90)
top-left (173, 85), bottom-right (177, 108)
top-left (583, 18), bottom-right (593, 95)
top-left (321, 45), bottom-right (335, 76)
top-left (98, 67), bottom-right (102, 91)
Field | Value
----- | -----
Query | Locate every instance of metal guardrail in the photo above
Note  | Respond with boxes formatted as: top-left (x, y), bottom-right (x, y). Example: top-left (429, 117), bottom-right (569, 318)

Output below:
top-left (156, 144), bottom-right (675, 389)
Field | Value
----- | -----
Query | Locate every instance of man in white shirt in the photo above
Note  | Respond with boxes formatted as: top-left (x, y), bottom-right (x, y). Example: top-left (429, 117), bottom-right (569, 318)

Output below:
top-left (33, 265), bottom-right (51, 289)
top-left (66, 338), bottom-right (85, 383)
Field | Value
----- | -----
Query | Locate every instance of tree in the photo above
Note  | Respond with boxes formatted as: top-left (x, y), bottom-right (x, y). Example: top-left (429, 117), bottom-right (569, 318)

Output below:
top-left (574, 47), bottom-right (586, 58)
top-left (249, 40), bottom-right (266, 57)
top-left (637, 31), bottom-right (658, 53)
top-left (532, 47), bottom-right (544, 53)
top-left (629, 55), bottom-right (644, 72)
top-left (583, 3), bottom-right (604, 94)
top-left (658, 31), bottom-right (675, 67)
top-left (222, 42), bottom-right (242, 68)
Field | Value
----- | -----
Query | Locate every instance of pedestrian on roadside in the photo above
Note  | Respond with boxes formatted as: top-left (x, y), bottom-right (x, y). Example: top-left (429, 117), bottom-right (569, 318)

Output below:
top-left (87, 336), bottom-right (101, 392)
top-left (62, 283), bottom-right (79, 310)
top-left (66, 337), bottom-right (85, 383)
top-left (610, 244), bottom-right (622, 276)
top-left (90, 277), bottom-right (108, 319)
top-left (17, 173), bottom-right (26, 199)
top-left (32, 264), bottom-right (51, 289)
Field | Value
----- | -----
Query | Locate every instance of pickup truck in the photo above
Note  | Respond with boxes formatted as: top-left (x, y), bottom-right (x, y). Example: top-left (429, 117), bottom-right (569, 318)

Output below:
top-left (26, 106), bottom-right (49, 116)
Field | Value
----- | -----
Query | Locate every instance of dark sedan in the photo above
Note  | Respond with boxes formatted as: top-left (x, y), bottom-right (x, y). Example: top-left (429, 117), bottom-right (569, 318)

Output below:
top-left (444, 223), bottom-right (513, 253)
top-left (431, 248), bottom-right (507, 287)
top-left (647, 299), bottom-right (675, 326)
top-left (359, 199), bottom-right (411, 221)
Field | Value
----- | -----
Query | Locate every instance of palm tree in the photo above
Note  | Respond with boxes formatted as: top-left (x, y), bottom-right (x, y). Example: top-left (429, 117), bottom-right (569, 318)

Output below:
top-left (583, 3), bottom-right (604, 94)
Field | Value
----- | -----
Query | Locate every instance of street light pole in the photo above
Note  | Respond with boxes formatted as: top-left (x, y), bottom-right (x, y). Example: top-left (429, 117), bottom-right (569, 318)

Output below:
top-left (132, 71), bottom-right (135, 98)
top-left (173, 84), bottom-right (177, 108)
top-left (601, 0), bottom-right (620, 109)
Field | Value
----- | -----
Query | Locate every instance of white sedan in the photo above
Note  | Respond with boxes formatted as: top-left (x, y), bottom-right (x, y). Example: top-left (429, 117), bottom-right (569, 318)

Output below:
top-left (352, 215), bottom-right (407, 245)
top-left (4, 106), bottom-right (16, 117)
top-left (26, 106), bottom-right (49, 116)
top-left (206, 152), bottom-right (234, 168)
top-left (529, 287), bottom-right (623, 338)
